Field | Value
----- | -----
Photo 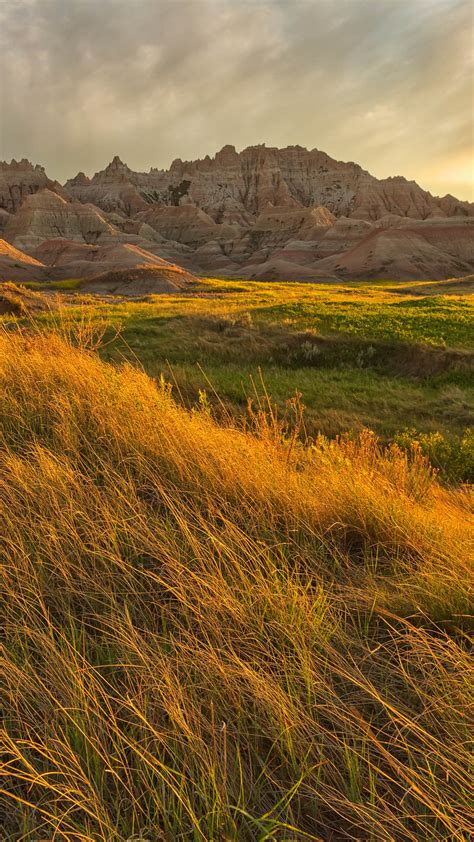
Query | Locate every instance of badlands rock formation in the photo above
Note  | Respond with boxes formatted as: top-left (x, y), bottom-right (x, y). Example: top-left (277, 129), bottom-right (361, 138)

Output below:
top-left (80, 264), bottom-right (195, 296)
top-left (137, 204), bottom-right (239, 247)
top-left (31, 239), bottom-right (197, 286)
top-left (0, 159), bottom-right (64, 213)
top-left (314, 220), bottom-right (474, 282)
top-left (64, 145), bottom-right (474, 223)
top-left (0, 239), bottom-right (49, 283)
top-left (3, 190), bottom-right (122, 251)
top-left (65, 157), bottom-right (150, 216)
top-left (1, 145), bottom-right (473, 286)
top-left (0, 236), bottom-right (198, 293)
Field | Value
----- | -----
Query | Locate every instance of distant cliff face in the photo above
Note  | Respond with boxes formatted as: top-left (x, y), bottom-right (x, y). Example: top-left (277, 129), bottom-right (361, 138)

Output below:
top-left (0, 159), bottom-right (65, 213)
top-left (64, 144), bottom-right (474, 222)
top-left (1, 146), bottom-right (473, 284)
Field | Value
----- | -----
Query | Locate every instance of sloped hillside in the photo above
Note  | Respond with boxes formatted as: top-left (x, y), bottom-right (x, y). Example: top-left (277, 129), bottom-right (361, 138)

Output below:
top-left (0, 238), bottom-right (49, 282)
top-left (0, 330), bottom-right (472, 840)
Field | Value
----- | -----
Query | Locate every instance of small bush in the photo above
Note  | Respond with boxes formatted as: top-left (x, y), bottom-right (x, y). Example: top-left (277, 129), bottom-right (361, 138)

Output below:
top-left (395, 427), bottom-right (474, 484)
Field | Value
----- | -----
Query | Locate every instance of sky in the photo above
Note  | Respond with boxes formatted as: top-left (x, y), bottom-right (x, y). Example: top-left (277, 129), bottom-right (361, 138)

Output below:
top-left (0, 0), bottom-right (472, 200)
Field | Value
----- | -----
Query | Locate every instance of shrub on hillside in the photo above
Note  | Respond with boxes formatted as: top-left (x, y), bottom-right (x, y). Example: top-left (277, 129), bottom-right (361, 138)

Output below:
top-left (395, 427), bottom-right (474, 484)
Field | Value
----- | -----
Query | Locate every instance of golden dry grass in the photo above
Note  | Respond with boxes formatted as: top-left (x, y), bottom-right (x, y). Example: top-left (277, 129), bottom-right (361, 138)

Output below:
top-left (0, 328), bottom-right (473, 841)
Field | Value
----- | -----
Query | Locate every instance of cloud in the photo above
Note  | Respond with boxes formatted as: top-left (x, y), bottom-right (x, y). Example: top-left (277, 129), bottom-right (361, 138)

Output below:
top-left (0, 0), bottom-right (472, 199)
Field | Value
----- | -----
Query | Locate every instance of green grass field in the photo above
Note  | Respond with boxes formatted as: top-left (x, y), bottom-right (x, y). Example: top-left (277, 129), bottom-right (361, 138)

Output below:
top-left (16, 277), bottom-right (473, 482)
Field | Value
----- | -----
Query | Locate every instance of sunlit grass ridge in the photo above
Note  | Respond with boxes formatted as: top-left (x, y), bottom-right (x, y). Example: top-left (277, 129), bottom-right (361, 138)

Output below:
top-left (0, 328), bottom-right (472, 840)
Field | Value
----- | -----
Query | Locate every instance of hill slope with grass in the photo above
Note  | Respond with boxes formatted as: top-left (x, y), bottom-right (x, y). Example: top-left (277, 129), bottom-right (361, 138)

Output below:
top-left (12, 276), bottom-right (473, 482)
top-left (0, 329), bottom-right (472, 840)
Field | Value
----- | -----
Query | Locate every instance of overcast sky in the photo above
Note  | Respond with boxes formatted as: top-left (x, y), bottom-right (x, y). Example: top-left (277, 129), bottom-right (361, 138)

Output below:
top-left (0, 0), bottom-right (472, 199)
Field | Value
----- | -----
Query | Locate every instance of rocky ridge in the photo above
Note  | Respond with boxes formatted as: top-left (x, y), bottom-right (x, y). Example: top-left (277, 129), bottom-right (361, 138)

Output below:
top-left (0, 158), bottom-right (65, 213)
top-left (0, 145), bottom-right (473, 287)
top-left (64, 145), bottom-right (474, 223)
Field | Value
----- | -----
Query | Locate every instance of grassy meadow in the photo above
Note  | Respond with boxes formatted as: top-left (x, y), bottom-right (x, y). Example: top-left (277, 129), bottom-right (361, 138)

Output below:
top-left (20, 277), bottom-right (474, 482)
top-left (0, 278), bottom-right (473, 840)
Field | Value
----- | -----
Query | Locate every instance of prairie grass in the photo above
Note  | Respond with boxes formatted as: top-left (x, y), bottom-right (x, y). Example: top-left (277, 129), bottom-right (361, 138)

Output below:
top-left (5, 278), bottom-right (473, 472)
top-left (0, 327), bottom-right (472, 840)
